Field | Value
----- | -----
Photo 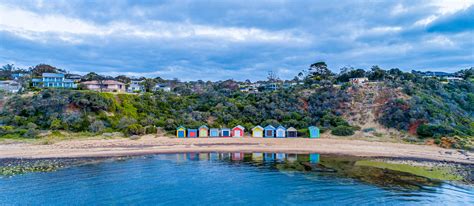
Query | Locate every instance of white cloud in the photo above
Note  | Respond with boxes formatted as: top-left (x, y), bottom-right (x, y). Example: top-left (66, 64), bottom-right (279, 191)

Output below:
top-left (0, 5), bottom-right (307, 44)
top-left (413, 0), bottom-right (473, 27)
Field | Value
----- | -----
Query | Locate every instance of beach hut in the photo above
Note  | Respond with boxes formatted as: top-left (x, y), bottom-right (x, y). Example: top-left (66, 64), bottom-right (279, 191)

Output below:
top-left (286, 127), bottom-right (298, 138)
top-left (187, 129), bottom-right (198, 138)
top-left (209, 128), bottom-right (220, 137)
top-left (251, 126), bottom-right (264, 138)
top-left (264, 125), bottom-right (276, 138)
top-left (198, 125), bottom-right (209, 137)
top-left (309, 126), bottom-right (320, 138)
top-left (221, 128), bottom-right (231, 137)
top-left (276, 126), bottom-right (286, 138)
top-left (176, 126), bottom-right (186, 138)
top-left (232, 125), bottom-right (245, 137)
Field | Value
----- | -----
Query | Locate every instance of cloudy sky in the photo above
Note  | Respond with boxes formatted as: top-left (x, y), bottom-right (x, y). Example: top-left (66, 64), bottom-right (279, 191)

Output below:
top-left (0, 0), bottom-right (473, 81)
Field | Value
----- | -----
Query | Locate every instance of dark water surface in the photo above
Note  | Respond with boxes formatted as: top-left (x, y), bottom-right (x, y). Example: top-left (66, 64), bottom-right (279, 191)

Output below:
top-left (0, 153), bottom-right (472, 205)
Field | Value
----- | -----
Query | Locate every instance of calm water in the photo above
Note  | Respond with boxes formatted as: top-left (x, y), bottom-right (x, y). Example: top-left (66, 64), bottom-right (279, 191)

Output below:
top-left (0, 153), bottom-right (473, 205)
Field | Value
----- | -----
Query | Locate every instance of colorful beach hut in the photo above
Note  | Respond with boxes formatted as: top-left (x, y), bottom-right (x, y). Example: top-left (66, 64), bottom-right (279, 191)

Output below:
top-left (187, 129), bottom-right (198, 138)
top-left (309, 126), bottom-right (320, 138)
top-left (276, 126), bottom-right (286, 138)
top-left (176, 126), bottom-right (186, 138)
top-left (287, 127), bottom-right (298, 138)
top-left (264, 125), bottom-right (275, 138)
top-left (198, 125), bottom-right (209, 138)
top-left (221, 128), bottom-right (231, 137)
top-left (209, 128), bottom-right (220, 137)
top-left (232, 125), bottom-right (245, 137)
top-left (252, 126), bottom-right (264, 138)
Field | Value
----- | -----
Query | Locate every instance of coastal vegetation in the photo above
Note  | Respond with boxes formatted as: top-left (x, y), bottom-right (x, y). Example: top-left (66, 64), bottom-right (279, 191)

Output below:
top-left (0, 63), bottom-right (473, 149)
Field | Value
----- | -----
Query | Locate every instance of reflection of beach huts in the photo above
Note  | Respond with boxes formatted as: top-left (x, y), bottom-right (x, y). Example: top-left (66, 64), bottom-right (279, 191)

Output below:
top-left (276, 126), bottom-right (286, 138)
top-left (232, 153), bottom-right (244, 161)
top-left (176, 126), bottom-right (186, 138)
top-left (209, 128), bottom-right (220, 137)
top-left (209, 153), bottom-right (219, 160)
top-left (199, 125), bottom-right (209, 137)
top-left (232, 125), bottom-right (245, 137)
top-left (309, 126), bottom-right (320, 138)
top-left (264, 125), bottom-right (275, 138)
top-left (264, 153), bottom-right (275, 161)
top-left (188, 129), bottom-right (198, 138)
top-left (252, 126), bottom-right (264, 138)
top-left (252, 153), bottom-right (263, 161)
top-left (310, 153), bottom-right (320, 163)
top-left (287, 127), bottom-right (298, 138)
top-left (276, 153), bottom-right (286, 161)
top-left (221, 128), bottom-right (231, 137)
top-left (287, 154), bottom-right (297, 162)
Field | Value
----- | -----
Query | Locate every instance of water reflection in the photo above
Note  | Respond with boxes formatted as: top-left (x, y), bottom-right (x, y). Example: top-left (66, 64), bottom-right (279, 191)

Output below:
top-left (162, 152), bottom-right (444, 190)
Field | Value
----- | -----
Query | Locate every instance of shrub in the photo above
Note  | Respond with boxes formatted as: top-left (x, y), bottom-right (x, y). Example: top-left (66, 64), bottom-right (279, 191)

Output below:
top-left (124, 124), bottom-right (144, 136)
top-left (331, 126), bottom-right (355, 136)
top-left (89, 120), bottom-right (106, 133)
top-left (145, 126), bottom-right (157, 134)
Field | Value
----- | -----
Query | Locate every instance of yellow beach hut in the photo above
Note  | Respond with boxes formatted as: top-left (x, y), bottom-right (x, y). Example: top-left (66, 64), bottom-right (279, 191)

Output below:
top-left (252, 126), bottom-right (264, 137)
top-left (199, 125), bottom-right (209, 138)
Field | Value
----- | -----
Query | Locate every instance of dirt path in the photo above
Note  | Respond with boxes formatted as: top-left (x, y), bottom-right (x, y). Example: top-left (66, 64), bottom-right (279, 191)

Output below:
top-left (0, 136), bottom-right (472, 164)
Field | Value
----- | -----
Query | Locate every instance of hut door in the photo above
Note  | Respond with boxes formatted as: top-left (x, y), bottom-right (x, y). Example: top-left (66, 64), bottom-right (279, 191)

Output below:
top-left (266, 130), bottom-right (272, 137)
top-left (178, 131), bottom-right (184, 137)
top-left (235, 130), bottom-right (241, 137)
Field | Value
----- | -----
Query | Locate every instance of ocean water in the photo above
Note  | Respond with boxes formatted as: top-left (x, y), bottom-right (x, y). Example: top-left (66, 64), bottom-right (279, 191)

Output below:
top-left (0, 153), bottom-right (472, 205)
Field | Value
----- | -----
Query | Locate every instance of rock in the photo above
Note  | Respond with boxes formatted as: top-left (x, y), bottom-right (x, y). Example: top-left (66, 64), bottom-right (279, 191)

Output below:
top-left (129, 135), bottom-right (140, 140)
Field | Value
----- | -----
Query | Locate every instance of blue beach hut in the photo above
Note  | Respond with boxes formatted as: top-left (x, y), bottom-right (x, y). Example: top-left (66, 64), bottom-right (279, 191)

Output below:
top-left (264, 125), bottom-right (275, 138)
top-left (221, 128), bottom-right (231, 137)
top-left (176, 126), bottom-right (186, 138)
top-left (308, 126), bottom-right (320, 138)
top-left (275, 126), bottom-right (286, 138)
top-left (209, 128), bottom-right (220, 137)
top-left (187, 129), bottom-right (198, 138)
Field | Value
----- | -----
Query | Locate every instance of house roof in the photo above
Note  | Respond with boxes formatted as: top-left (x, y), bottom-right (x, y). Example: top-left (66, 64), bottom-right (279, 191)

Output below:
top-left (252, 125), bottom-right (264, 130)
top-left (232, 125), bottom-right (245, 131)
top-left (287, 127), bottom-right (297, 131)
top-left (264, 125), bottom-right (275, 130)
top-left (43, 73), bottom-right (64, 77)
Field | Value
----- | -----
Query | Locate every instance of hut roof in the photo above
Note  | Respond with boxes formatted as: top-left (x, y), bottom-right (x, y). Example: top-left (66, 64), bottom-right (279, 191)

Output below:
top-left (252, 125), bottom-right (264, 131)
top-left (199, 125), bottom-right (209, 129)
top-left (308, 126), bottom-right (319, 130)
top-left (276, 126), bottom-right (286, 130)
top-left (264, 125), bottom-right (275, 130)
top-left (210, 128), bottom-right (219, 131)
top-left (233, 125), bottom-right (245, 131)
top-left (176, 126), bottom-right (186, 130)
top-left (287, 127), bottom-right (297, 131)
top-left (221, 128), bottom-right (230, 130)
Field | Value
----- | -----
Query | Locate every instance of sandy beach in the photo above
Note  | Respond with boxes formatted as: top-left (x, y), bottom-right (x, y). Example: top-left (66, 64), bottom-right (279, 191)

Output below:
top-left (0, 136), bottom-right (472, 164)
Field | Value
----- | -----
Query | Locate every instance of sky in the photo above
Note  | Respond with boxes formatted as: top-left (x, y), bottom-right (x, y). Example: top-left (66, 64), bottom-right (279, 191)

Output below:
top-left (0, 0), bottom-right (473, 81)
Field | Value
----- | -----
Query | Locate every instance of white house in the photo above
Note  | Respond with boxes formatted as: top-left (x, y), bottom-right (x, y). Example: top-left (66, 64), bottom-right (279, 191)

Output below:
top-left (0, 80), bottom-right (22, 93)
top-left (127, 80), bottom-right (144, 93)
top-left (349, 77), bottom-right (369, 85)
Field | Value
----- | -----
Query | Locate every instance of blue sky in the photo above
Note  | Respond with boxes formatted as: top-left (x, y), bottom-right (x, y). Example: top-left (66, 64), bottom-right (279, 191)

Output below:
top-left (0, 0), bottom-right (473, 81)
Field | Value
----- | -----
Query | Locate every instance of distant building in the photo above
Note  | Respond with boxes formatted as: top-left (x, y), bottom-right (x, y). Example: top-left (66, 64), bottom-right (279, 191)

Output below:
top-left (239, 82), bottom-right (260, 93)
top-left (0, 80), bottom-right (22, 93)
top-left (81, 80), bottom-right (125, 92)
top-left (446, 77), bottom-right (464, 82)
top-left (154, 84), bottom-right (171, 92)
top-left (127, 80), bottom-right (144, 93)
top-left (11, 73), bottom-right (27, 80)
top-left (66, 74), bottom-right (83, 82)
top-left (32, 73), bottom-right (77, 88)
top-left (349, 77), bottom-right (369, 85)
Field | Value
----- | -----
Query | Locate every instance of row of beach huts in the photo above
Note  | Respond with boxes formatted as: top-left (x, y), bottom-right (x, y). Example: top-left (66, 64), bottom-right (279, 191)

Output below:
top-left (176, 125), bottom-right (320, 138)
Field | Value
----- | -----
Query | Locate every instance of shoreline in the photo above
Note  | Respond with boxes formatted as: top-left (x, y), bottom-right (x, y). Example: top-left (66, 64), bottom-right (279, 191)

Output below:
top-left (1, 136), bottom-right (472, 164)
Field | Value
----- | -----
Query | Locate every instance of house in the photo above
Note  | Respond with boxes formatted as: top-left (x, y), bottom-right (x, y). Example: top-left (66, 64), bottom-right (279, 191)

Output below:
top-left (286, 127), bottom-right (298, 138)
top-left (66, 74), bottom-right (83, 82)
top-left (154, 84), bottom-right (171, 92)
top-left (127, 80), bottom-right (144, 93)
top-left (198, 125), bottom-right (209, 137)
top-left (176, 126), bottom-right (186, 138)
top-left (264, 125), bottom-right (276, 138)
top-left (0, 80), bottom-right (22, 93)
top-left (251, 126), bottom-right (264, 138)
top-left (275, 126), bottom-right (286, 138)
top-left (349, 77), bottom-right (368, 85)
top-left (81, 80), bottom-right (125, 92)
top-left (309, 126), bottom-right (320, 138)
top-left (232, 125), bottom-right (245, 137)
top-left (32, 73), bottom-right (77, 88)
top-left (11, 73), bottom-right (27, 80)
top-left (187, 129), bottom-right (198, 138)
top-left (221, 128), bottom-right (231, 137)
top-left (209, 128), bottom-right (220, 137)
